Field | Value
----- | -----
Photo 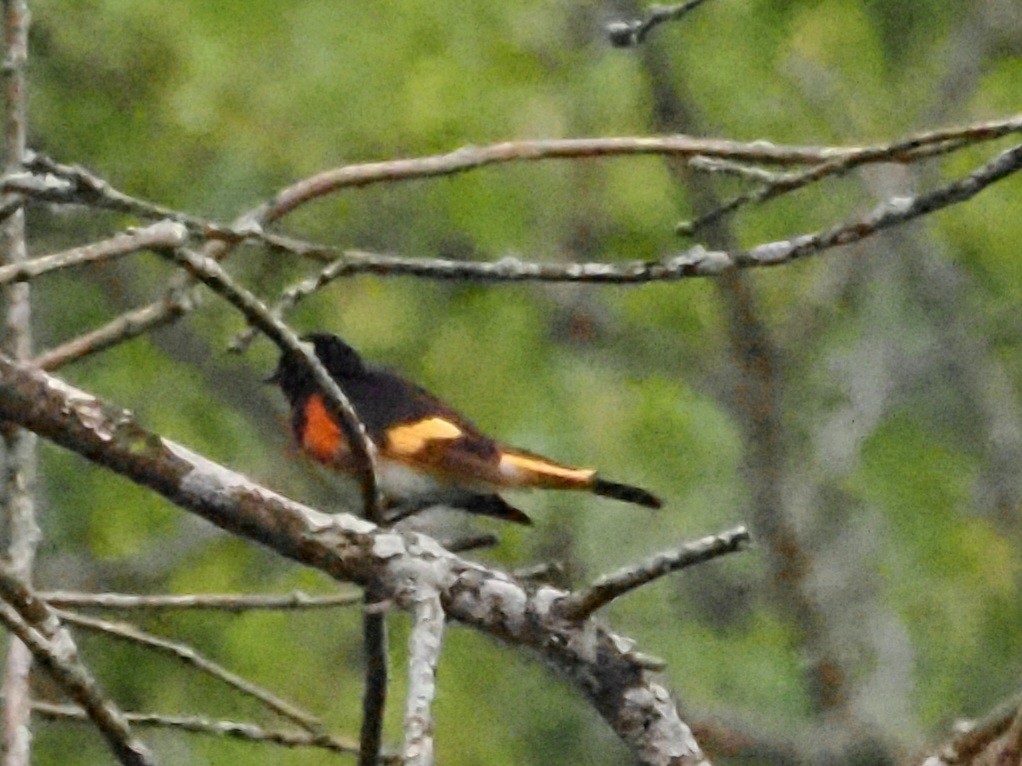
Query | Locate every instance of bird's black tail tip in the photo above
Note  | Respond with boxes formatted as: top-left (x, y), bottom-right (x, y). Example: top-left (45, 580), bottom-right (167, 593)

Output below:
top-left (592, 478), bottom-right (662, 509)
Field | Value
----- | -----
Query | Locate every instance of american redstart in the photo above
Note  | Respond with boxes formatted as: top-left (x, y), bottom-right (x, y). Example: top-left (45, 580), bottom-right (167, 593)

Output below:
top-left (268, 333), bottom-right (661, 524)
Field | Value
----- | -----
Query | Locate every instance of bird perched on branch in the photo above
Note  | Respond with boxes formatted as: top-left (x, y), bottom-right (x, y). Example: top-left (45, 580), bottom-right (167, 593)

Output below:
top-left (268, 332), bottom-right (661, 524)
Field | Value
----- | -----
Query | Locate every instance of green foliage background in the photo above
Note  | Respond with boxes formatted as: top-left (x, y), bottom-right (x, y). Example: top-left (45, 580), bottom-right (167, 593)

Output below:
top-left (13, 0), bottom-right (1022, 763)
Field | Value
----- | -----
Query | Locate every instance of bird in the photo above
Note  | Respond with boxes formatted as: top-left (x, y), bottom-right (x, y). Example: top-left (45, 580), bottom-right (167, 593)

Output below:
top-left (268, 332), bottom-right (661, 525)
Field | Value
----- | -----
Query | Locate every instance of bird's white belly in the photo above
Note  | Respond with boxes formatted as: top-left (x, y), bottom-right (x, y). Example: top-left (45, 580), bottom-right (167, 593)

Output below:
top-left (376, 458), bottom-right (449, 502)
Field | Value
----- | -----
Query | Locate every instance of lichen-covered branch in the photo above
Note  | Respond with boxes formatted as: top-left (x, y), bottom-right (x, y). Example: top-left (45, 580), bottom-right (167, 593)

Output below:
top-left (402, 587), bottom-right (444, 766)
top-left (0, 355), bottom-right (716, 765)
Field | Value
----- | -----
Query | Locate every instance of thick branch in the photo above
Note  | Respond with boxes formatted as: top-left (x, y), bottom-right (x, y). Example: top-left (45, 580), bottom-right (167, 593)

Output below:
top-left (0, 356), bottom-right (713, 765)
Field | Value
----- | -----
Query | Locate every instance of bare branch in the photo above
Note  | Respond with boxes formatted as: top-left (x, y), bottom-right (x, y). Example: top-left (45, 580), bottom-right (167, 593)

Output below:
top-left (558, 527), bottom-right (750, 622)
top-left (55, 609), bottom-right (331, 737)
top-left (18, 151), bottom-right (211, 231)
top-left (27, 700), bottom-right (366, 758)
top-left (402, 588), bottom-right (444, 766)
top-left (244, 115), bottom-right (1022, 220)
top-left (32, 286), bottom-right (195, 371)
top-left (0, 569), bottom-right (154, 766)
top-left (226, 134), bottom-right (1022, 351)
top-left (25, 116), bottom-right (1022, 364)
top-left (678, 134), bottom-right (991, 235)
top-left (0, 356), bottom-right (711, 765)
top-left (40, 590), bottom-right (361, 612)
top-left (606, 0), bottom-right (716, 47)
top-left (727, 141), bottom-right (1022, 268)
top-left (360, 602), bottom-right (388, 766)
top-left (0, 221), bottom-right (187, 286)
top-left (0, 3), bottom-right (37, 764)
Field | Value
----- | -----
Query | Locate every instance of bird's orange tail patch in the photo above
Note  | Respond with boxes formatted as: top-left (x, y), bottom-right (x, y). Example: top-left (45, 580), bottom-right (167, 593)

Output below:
top-left (498, 451), bottom-right (595, 489)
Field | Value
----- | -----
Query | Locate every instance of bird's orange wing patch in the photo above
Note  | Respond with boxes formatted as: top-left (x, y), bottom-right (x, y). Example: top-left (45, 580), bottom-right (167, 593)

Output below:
top-left (498, 451), bottom-right (595, 489)
top-left (386, 417), bottom-right (464, 457)
top-left (300, 393), bottom-right (346, 463)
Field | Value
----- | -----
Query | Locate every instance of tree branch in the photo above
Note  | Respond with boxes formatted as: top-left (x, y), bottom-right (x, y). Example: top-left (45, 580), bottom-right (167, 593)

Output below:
top-left (557, 527), bottom-right (750, 622)
top-left (402, 587), bottom-right (444, 766)
top-left (0, 221), bottom-right (187, 286)
top-left (0, 2), bottom-right (36, 764)
top-left (725, 140), bottom-right (1022, 268)
top-left (39, 590), bottom-right (362, 612)
top-left (359, 600), bottom-right (388, 766)
top-left (55, 609), bottom-right (332, 737)
top-left (0, 568), bottom-right (154, 766)
top-left (247, 116), bottom-right (1022, 220)
top-left (606, 0), bottom-right (717, 47)
top-left (0, 356), bottom-right (714, 765)
top-left (920, 693), bottom-right (1022, 766)
top-left (26, 700), bottom-right (367, 758)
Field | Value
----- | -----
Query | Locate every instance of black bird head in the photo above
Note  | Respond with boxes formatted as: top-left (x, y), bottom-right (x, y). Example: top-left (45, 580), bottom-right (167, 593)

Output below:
top-left (266, 333), bottom-right (365, 404)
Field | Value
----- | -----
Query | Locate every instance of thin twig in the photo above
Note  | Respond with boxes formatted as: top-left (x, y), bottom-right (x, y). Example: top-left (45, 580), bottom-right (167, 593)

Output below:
top-left (729, 140), bottom-right (1022, 268)
top-left (54, 609), bottom-right (331, 737)
top-left (32, 286), bottom-right (195, 370)
top-left (157, 245), bottom-right (381, 518)
top-left (606, 0), bottom-right (716, 47)
top-left (0, 569), bottom-right (154, 766)
top-left (558, 526), bottom-right (750, 622)
top-left (27, 700), bottom-right (371, 758)
top-left (402, 588), bottom-right (444, 766)
top-left (687, 155), bottom-right (783, 182)
top-left (40, 590), bottom-right (362, 612)
top-left (0, 221), bottom-right (187, 286)
top-left (678, 134), bottom-right (983, 235)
